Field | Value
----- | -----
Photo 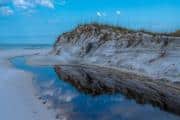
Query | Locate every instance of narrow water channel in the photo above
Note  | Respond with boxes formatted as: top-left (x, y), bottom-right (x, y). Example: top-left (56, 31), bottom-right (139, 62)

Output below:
top-left (11, 57), bottom-right (180, 120)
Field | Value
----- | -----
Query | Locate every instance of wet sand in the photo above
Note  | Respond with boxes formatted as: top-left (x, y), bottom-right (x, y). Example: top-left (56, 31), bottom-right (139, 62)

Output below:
top-left (0, 48), bottom-right (56, 120)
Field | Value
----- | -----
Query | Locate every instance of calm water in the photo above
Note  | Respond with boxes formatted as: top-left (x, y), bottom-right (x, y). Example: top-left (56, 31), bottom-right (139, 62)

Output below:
top-left (0, 44), bottom-right (52, 49)
top-left (11, 57), bottom-right (180, 120)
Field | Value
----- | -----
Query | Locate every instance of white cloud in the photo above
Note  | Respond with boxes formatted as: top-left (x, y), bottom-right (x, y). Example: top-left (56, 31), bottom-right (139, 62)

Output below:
top-left (0, 0), bottom-right (67, 15)
top-left (36, 0), bottom-right (54, 8)
top-left (116, 10), bottom-right (121, 15)
top-left (12, 0), bottom-right (56, 9)
top-left (13, 0), bottom-right (34, 9)
top-left (0, 6), bottom-right (14, 16)
top-left (96, 11), bottom-right (107, 17)
top-left (96, 11), bottom-right (102, 17)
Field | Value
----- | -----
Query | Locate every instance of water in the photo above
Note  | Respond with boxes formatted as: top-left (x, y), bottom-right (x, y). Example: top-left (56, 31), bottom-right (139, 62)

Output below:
top-left (11, 57), bottom-right (180, 120)
top-left (0, 44), bottom-right (52, 49)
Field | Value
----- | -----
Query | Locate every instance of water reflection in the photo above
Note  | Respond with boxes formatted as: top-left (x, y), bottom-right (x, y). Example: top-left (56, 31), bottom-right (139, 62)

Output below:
top-left (11, 57), bottom-right (180, 120)
top-left (54, 64), bottom-right (180, 115)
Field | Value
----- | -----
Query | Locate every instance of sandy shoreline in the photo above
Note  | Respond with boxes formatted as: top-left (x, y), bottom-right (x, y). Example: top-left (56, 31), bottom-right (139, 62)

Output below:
top-left (1, 47), bottom-right (180, 119)
top-left (0, 48), bottom-right (56, 120)
top-left (23, 47), bottom-right (180, 115)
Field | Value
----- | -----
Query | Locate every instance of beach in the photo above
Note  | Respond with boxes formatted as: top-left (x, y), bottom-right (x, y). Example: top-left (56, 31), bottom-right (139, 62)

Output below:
top-left (0, 48), bottom-right (56, 120)
top-left (0, 47), bottom-right (180, 120)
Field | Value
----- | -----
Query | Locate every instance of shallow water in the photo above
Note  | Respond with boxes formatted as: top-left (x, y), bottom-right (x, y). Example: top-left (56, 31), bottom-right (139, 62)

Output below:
top-left (11, 57), bottom-right (180, 120)
top-left (0, 44), bottom-right (52, 49)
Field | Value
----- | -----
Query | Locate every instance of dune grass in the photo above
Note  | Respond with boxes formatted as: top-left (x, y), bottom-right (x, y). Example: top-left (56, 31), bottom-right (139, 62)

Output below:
top-left (76, 22), bottom-right (180, 37)
top-left (171, 30), bottom-right (180, 37)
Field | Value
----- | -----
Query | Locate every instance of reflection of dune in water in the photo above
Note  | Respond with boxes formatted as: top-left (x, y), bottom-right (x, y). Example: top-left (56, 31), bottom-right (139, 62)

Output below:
top-left (54, 64), bottom-right (180, 116)
top-left (11, 56), bottom-right (180, 120)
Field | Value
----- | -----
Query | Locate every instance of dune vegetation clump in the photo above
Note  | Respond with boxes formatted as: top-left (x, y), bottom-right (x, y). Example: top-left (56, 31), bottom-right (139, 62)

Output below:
top-left (171, 30), bottom-right (180, 37)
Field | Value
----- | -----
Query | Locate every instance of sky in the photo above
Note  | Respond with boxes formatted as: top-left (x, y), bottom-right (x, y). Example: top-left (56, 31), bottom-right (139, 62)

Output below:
top-left (0, 0), bottom-right (180, 44)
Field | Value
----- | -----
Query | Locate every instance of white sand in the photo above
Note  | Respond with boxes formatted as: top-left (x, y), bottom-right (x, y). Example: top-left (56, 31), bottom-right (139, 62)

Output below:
top-left (27, 48), bottom-right (180, 82)
top-left (0, 48), bottom-right (56, 120)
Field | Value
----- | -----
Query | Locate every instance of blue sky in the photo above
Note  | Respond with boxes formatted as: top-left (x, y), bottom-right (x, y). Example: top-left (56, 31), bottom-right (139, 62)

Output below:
top-left (0, 0), bottom-right (180, 44)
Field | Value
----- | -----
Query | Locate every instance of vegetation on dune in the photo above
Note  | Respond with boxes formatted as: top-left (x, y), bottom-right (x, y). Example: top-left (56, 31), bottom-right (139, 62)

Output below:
top-left (77, 23), bottom-right (135, 33)
top-left (76, 23), bottom-right (180, 37)
top-left (56, 23), bottom-right (180, 46)
top-left (171, 30), bottom-right (180, 37)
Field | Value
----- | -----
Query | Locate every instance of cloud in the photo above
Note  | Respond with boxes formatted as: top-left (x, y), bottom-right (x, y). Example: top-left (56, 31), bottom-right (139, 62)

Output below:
top-left (0, 0), bottom-right (67, 16)
top-left (96, 11), bottom-right (102, 17)
top-left (96, 11), bottom-right (107, 17)
top-left (13, 0), bottom-right (34, 9)
top-left (0, 6), bottom-right (14, 16)
top-left (116, 10), bottom-right (121, 15)
top-left (12, 0), bottom-right (56, 9)
top-left (35, 0), bottom-right (54, 8)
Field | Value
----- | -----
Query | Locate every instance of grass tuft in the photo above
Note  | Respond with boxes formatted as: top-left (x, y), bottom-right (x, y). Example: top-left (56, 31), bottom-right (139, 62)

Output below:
top-left (60, 22), bottom-right (180, 38)
top-left (171, 30), bottom-right (180, 37)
